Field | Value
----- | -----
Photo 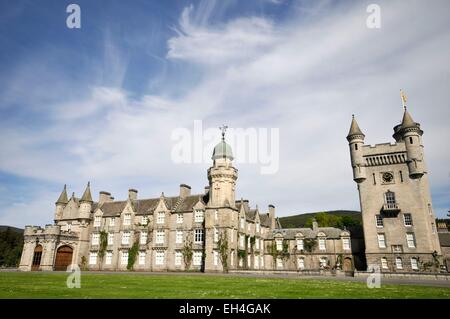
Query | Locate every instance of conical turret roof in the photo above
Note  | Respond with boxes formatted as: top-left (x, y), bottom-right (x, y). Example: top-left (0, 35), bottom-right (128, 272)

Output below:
top-left (55, 185), bottom-right (68, 205)
top-left (346, 115), bottom-right (365, 140)
top-left (400, 109), bottom-right (418, 129)
top-left (80, 182), bottom-right (93, 203)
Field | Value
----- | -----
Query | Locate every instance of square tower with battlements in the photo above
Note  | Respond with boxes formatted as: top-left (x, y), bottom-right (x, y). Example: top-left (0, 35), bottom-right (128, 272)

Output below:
top-left (347, 108), bottom-right (442, 272)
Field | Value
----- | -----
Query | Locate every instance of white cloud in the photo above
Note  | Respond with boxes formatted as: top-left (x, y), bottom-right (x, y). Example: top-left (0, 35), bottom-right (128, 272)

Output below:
top-left (1, 0), bottom-right (450, 228)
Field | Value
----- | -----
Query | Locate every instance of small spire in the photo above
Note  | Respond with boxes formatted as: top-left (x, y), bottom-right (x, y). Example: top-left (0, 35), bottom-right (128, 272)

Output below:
top-left (80, 182), bottom-right (93, 203)
top-left (346, 115), bottom-right (365, 140)
top-left (219, 124), bottom-right (228, 141)
top-left (401, 108), bottom-right (417, 129)
top-left (55, 184), bottom-right (68, 205)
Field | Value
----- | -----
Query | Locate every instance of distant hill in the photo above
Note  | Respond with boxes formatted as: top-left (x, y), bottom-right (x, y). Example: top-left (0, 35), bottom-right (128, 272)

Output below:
top-left (0, 226), bottom-right (23, 234)
top-left (278, 210), bottom-right (362, 229)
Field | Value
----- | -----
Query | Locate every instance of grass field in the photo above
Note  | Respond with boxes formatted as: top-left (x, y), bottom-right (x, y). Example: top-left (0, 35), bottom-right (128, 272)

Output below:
top-left (0, 272), bottom-right (449, 299)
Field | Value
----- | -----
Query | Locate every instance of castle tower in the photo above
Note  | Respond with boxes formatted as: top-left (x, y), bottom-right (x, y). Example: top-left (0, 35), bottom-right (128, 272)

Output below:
top-left (79, 182), bottom-right (93, 219)
top-left (55, 184), bottom-right (68, 221)
top-left (347, 115), bottom-right (367, 183)
top-left (207, 127), bottom-right (238, 208)
top-left (348, 105), bottom-right (442, 272)
top-left (205, 126), bottom-right (239, 272)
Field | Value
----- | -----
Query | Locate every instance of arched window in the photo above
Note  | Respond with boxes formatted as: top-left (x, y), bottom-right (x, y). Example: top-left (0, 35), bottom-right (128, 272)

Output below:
top-left (395, 257), bottom-right (403, 269)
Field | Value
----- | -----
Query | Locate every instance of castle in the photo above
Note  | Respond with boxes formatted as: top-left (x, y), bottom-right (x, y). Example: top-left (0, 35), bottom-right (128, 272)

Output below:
top-left (19, 108), bottom-right (449, 273)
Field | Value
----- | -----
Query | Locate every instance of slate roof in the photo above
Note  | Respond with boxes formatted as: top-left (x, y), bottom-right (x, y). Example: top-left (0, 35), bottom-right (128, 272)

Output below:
top-left (270, 227), bottom-right (348, 240)
top-left (438, 233), bottom-right (450, 247)
top-left (98, 193), bottom-right (209, 217)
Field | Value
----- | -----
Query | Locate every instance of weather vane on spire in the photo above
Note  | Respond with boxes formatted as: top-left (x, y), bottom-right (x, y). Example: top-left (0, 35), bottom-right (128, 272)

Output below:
top-left (219, 124), bottom-right (228, 140)
top-left (400, 89), bottom-right (407, 110)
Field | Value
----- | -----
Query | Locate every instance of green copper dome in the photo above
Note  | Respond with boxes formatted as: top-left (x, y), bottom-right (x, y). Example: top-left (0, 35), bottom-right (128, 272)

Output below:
top-left (212, 139), bottom-right (234, 161)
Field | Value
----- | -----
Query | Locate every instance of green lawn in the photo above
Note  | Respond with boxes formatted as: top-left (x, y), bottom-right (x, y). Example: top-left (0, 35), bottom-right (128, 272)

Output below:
top-left (0, 272), bottom-right (449, 299)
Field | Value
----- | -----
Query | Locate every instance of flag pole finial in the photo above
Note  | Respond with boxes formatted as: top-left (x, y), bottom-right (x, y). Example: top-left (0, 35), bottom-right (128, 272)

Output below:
top-left (400, 89), bottom-right (407, 111)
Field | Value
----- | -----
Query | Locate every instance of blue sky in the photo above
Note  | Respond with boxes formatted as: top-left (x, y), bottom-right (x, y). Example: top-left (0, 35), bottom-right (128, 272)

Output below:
top-left (0, 0), bottom-right (449, 227)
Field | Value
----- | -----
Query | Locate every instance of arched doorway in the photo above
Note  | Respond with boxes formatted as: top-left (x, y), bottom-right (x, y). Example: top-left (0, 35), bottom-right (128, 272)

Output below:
top-left (343, 257), bottom-right (353, 272)
top-left (31, 245), bottom-right (43, 271)
top-left (54, 245), bottom-right (73, 271)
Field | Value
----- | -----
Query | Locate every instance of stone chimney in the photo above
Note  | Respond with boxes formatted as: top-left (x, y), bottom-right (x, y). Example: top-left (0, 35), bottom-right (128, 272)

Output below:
top-left (268, 204), bottom-right (275, 229)
top-left (99, 191), bottom-right (112, 205)
top-left (179, 184), bottom-right (191, 198)
top-left (128, 189), bottom-right (138, 200)
top-left (312, 218), bottom-right (319, 231)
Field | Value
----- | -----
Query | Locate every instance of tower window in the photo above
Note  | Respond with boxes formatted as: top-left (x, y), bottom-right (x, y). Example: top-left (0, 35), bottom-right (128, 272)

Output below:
top-left (399, 171), bottom-right (403, 183)
top-left (403, 214), bottom-right (413, 226)
top-left (409, 136), bottom-right (413, 144)
top-left (384, 191), bottom-right (396, 207)
top-left (375, 215), bottom-right (383, 227)
top-left (373, 173), bottom-right (376, 185)
top-left (355, 144), bottom-right (358, 150)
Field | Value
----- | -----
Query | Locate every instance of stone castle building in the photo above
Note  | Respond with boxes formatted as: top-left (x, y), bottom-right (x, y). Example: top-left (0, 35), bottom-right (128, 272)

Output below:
top-left (19, 108), bottom-right (448, 274)
top-left (347, 108), bottom-right (443, 272)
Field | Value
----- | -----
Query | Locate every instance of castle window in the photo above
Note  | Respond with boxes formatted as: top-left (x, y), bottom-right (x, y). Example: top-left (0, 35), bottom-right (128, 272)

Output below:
top-left (276, 257), bottom-right (283, 269)
top-left (194, 210), bottom-right (204, 223)
top-left (94, 216), bottom-right (101, 227)
top-left (155, 251), bottom-right (164, 265)
top-left (297, 257), bottom-right (305, 270)
top-left (107, 232), bottom-right (114, 245)
top-left (194, 229), bottom-right (204, 243)
top-left (157, 212), bottom-right (165, 224)
top-left (239, 234), bottom-right (244, 248)
top-left (138, 251), bottom-right (146, 265)
top-left (399, 171), bottom-right (404, 183)
top-left (375, 215), bottom-right (383, 227)
top-left (176, 230), bottom-right (183, 244)
top-left (89, 252), bottom-right (97, 265)
top-left (110, 218), bottom-right (115, 227)
top-left (156, 230), bottom-right (165, 244)
top-left (342, 238), bottom-right (350, 250)
top-left (296, 239), bottom-right (304, 251)
top-left (176, 213), bottom-right (183, 224)
top-left (395, 257), bottom-right (403, 269)
top-left (105, 251), bottom-right (112, 265)
top-left (276, 238), bottom-right (283, 251)
top-left (121, 251), bottom-right (128, 265)
top-left (175, 252), bottom-right (182, 266)
top-left (319, 257), bottom-right (328, 268)
top-left (406, 233), bottom-right (415, 248)
top-left (240, 217), bottom-right (245, 229)
top-left (213, 251), bottom-right (219, 266)
top-left (409, 136), bottom-right (413, 144)
top-left (377, 234), bottom-right (386, 248)
top-left (91, 233), bottom-right (99, 245)
top-left (256, 238), bottom-right (260, 249)
top-left (373, 173), bottom-right (376, 185)
top-left (140, 232), bottom-right (147, 245)
top-left (403, 214), bottom-right (413, 226)
top-left (410, 258), bottom-right (419, 270)
top-left (381, 257), bottom-right (388, 269)
top-left (318, 238), bottom-right (326, 251)
top-left (256, 222), bottom-right (260, 233)
top-left (122, 232), bottom-right (131, 245)
top-left (123, 213), bottom-right (131, 226)
top-left (428, 204), bottom-right (432, 215)
top-left (141, 216), bottom-right (148, 225)
top-left (193, 251), bottom-right (202, 266)
top-left (355, 144), bottom-right (358, 150)
top-left (213, 228), bottom-right (219, 243)
top-left (384, 191), bottom-right (396, 207)
top-left (254, 255), bottom-right (259, 269)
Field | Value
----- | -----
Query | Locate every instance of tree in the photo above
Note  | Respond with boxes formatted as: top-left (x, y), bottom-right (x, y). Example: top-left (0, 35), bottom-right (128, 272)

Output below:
top-left (98, 231), bottom-right (108, 270)
top-left (217, 231), bottom-right (229, 273)
top-left (182, 234), bottom-right (193, 271)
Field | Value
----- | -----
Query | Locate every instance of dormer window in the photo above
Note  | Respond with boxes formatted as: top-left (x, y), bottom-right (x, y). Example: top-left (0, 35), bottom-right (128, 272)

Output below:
top-left (256, 222), bottom-right (260, 233)
top-left (93, 216), bottom-right (101, 227)
top-left (296, 238), bottom-right (304, 250)
top-left (240, 217), bottom-right (245, 229)
top-left (194, 210), bottom-right (204, 223)
top-left (318, 238), bottom-right (326, 250)
top-left (123, 213), bottom-right (131, 226)
top-left (157, 212), bottom-right (165, 224)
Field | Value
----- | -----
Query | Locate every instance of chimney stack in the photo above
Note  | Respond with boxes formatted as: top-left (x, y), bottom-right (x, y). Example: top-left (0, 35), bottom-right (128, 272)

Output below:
top-left (99, 191), bottom-right (112, 205)
top-left (128, 189), bottom-right (138, 200)
top-left (312, 218), bottom-right (319, 231)
top-left (268, 204), bottom-right (275, 229)
top-left (179, 184), bottom-right (191, 198)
